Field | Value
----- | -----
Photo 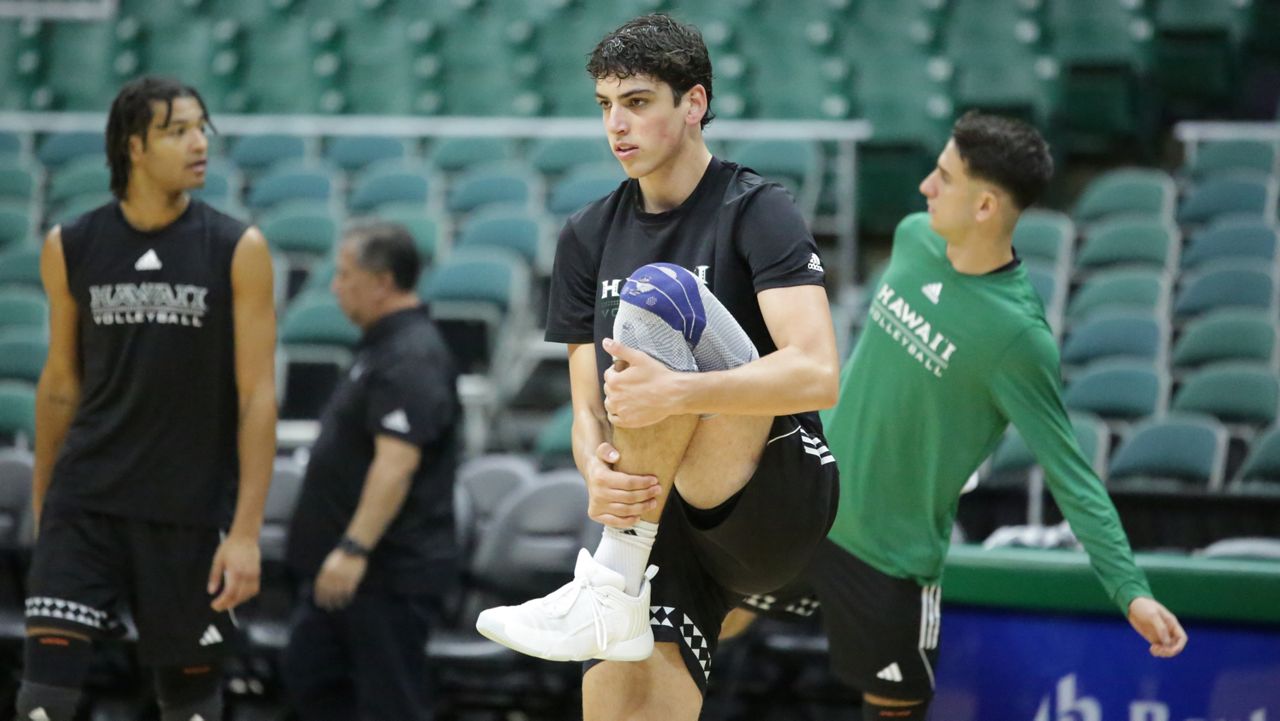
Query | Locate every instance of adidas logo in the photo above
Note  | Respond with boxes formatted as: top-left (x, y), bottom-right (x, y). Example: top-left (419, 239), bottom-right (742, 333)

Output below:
top-left (198, 624), bottom-right (222, 647)
top-left (876, 662), bottom-right (903, 682)
top-left (134, 248), bottom-right (162, 271)
top-left (381, 408), bottom-right (411, 433)
top-left (28, 708), bottom-right (51, 721)
top-left (807, 253), bottom-right (824, 273)
top-left (921, 282), bottom-right (942, 304)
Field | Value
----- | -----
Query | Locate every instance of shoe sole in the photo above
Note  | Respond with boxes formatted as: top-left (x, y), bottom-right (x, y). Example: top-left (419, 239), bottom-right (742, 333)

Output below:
top-left (476, 613), bottom-right (654, 663)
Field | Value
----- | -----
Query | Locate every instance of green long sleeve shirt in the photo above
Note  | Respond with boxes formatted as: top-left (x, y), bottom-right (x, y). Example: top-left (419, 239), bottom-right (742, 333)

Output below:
top-left (824, 213), bottom-right (1151, 612)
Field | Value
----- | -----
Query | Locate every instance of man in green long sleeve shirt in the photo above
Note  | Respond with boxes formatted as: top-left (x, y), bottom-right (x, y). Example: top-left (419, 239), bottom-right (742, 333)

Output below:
top-left (743, 112), bottom-right (1187, 720)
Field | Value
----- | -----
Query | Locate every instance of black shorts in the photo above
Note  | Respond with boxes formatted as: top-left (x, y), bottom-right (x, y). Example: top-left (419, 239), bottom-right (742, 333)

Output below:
top-left (746, 539), bottom-right (942, 701)
top-left (589, 413), bottom-right (839, 693)
top-left (25, 506), bottom-right (237, 667)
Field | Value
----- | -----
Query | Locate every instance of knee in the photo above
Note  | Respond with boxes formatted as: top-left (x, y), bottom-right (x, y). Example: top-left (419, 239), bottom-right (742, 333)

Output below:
top-left (862, 692), bottom-right (928, 719)
top-left (154, 664), bottom-right (223, 721)
top-left (22, 630), bottom-right (92, 689)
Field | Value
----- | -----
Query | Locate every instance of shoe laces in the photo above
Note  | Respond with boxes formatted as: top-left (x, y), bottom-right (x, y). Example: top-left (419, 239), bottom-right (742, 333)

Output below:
top-left (542, 577), bottom-right (613, 651)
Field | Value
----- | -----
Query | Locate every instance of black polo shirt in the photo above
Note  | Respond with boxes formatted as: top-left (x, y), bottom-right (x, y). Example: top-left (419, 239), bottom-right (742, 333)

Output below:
top-left (286, 305), bottom-right (460, 596)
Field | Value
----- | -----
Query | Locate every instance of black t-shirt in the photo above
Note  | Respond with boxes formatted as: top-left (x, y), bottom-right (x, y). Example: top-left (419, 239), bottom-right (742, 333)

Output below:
top-left (545, 157), bottom-right (828, 385)
top-left (287, 306), bottom-right (461, 596)
top-left (48, 199), bottom-right (247, 527)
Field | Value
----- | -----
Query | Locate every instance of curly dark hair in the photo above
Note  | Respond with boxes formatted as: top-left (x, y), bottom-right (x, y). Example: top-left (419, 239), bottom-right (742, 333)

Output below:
top-left (106, 76), bottom-right (212, 199)
top-left (951, 110), bottom-right (1053, 210)
top-left (587, 14), bottom-right (715, 128)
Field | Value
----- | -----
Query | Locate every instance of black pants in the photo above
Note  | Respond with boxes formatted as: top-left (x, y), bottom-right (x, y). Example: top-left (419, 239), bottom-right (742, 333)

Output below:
top-left (281, 589), bottom-right (437, 721)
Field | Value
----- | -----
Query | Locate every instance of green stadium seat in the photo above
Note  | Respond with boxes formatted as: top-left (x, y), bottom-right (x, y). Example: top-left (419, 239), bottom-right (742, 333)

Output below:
top-left (447, 163), bottom-right (536, 215)
top-left (1152, 0), bottom-right (1248, 111)
top-left (0, 290), bottom-right (46, 333)
top-left (0, 164), bottom-right (35, 204)
top-left (1170, 362), bottom-right (1279, 428)
top-left (325, 136), bottom-right (409, 172)
top-left (419, 247), bottom-right (528, 374)
top-left (1063, 359), bottom-right (1166, 421)
top-left (1173, 261), bottom-right (1276, 320)
top-left (141, 17), bottom-right (245, 113)
top-left (454, 207), bottom-right (543, 268)
top-left (348, 162), bottom-right (432, 214)
top-left (0, 132), bottom-right (20, 157)
top-left (277, 291), bottom-right (358, 419)
top-left (298, 258), bottom-right (335, 298)
top-left (0, 382), bottom-right (35, 443)
top-left (258, 201), bottom-right (338, 257)
top-left (230, 134), bottom-right (307, 173)
top-left (1171, 309), bottom-right (1275, 371)
top-left (240, 17), bottom-right (339, 113)
top-left (527, 138), bottom-right (613, 176)
top-left (246, 167), bottom-right (333, 210)
top-left (1024, 264), bottom-right (1064, 331)
top-left (1066, 268), bottom-right (1169, 325)
top-left (734, 140), bottom-right (823, 218)
top-left (1237, 425), bottom-right (1280, 485)
top-left (1074, 217), bottom-right (1178, 275)
top-left (1060, 311), bottom-right (1164, 371)
top-left (1177, 173), bottom-right (1278, 226)
top-left (37, 132), bottom-right (104, 169)
top-left (340, 17), bottom-right (437, 115)
top-left (0, 330), bottom-right (45, 385)
top-left (986, 411), bottom-right (1110, 488)
top-left (0, 249), bottom-right (41, 292)
top-left (1013, 209), bottom-right (1074, 263)
top-left (43, 19), bottom-right (139, 111)
top-left (1181, 216), bottom-right (1277, 270)
top-left (953, 49), bottom-right (1061, 128)
top-left (370, 204), bottom-right (443, 263)
top-left (428, 137), bottom-right (518, 173)
top-left (534, 403), bottom-right (575, 471)
top-left (547, 163), bottom-right (624, 217)
top-left (1108, 414), bottom-right (1229, 491)
top-left (1051, 12), bottom-right (1153, 152)
top-left (191, 162), bottom-right (237, 208)
top-left (47, 158), bottom-right (111, 209)
top-left (1184, 140), bottom-right (1279, 181)
top-left (0, 202), bottom-right (32, 251)
top-left (1072, 168), bottom-right (1175, 224)
top-left (51, 194), bottom-right (113, 228)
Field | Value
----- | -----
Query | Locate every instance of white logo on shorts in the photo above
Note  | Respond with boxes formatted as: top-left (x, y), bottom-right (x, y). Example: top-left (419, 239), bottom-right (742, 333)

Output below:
top-left (199, 624), bottom-right (223, 646)
top-left (381, 408), bottom-right (411, 433)
top-left (876, 662), bottom-right (903, 682)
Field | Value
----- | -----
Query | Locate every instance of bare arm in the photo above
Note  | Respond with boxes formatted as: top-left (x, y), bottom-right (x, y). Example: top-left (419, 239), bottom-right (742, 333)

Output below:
top-left (32, 227), bottom-right (80, 525)
top-left (603, 284), bottom-right (840, 427)
top-left (343, 435), bottom-right (422, 549)
top-left (208, 226), bottom-right (276, 611)
top-left (229, 226), bottom-right (277, 540)
top-left (313, 435), bottom-right (422, 609)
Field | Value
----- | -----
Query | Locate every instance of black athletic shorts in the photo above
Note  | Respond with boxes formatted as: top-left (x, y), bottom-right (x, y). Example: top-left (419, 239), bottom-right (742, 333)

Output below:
top-left (744, 539), bottom-right (942, 701)
top-left (588, 412), bottom-right (838, 694)
top-left (25, 506), bottom-right (237, 667)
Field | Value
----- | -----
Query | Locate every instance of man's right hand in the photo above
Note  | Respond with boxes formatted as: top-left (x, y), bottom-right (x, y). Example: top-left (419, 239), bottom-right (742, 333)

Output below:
top-left (585, 442), bottom-right (662, 528)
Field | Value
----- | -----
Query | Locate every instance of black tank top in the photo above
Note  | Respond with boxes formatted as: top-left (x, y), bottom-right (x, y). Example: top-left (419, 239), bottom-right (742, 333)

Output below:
top-left (47, 199), bottom-right (247, 527)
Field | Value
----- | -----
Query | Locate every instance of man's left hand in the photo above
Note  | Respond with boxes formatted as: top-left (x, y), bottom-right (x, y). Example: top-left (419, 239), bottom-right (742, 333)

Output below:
top-left (208, 534), bottom-right (261, 612)
top-left (602, 337), bottom-right (685, 428)
top-left (314, 549), bottom-right (368, 610)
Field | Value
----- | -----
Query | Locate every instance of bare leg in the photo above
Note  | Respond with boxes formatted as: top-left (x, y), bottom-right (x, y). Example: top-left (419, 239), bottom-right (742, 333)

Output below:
top-left (583, 642), bottom-right (703, 721)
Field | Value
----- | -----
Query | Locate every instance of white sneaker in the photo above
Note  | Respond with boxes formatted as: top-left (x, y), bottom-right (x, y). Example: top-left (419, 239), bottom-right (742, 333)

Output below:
top-left (475, 549), bottom-right (658, 662)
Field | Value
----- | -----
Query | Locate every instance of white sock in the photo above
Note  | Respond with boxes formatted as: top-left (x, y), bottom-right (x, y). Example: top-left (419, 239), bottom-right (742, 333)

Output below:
top-left (592, 520), bottom-right (659, 595)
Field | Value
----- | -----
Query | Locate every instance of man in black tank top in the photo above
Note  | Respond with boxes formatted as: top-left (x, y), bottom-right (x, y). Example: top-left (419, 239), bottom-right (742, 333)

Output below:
top-left (475, 16), bottom-right (841, 719)
top-left (18, 77), bottom-right (277, 721)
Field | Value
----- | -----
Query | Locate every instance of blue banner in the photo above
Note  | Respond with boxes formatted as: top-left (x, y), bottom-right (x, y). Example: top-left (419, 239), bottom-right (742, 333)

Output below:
top-left (931, 606), bottom-right (1280, 721)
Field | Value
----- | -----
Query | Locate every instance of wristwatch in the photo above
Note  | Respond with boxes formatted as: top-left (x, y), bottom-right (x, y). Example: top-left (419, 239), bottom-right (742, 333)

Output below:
top-left (336, 535), bottom-right (371, 557)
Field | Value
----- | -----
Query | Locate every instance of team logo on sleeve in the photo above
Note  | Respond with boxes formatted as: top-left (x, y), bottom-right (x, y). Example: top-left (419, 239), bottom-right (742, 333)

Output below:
top-left (807, 253), bottom-right (824, 273)
top-left (381, 408), bottom-right (411, 433)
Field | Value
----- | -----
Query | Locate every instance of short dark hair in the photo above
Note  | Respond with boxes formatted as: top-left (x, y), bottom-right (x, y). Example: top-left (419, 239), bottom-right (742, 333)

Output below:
top-left (345, 221), bottom-right (422, 292)
top-left (587, 14), bottom-right (715, 129)
top-left (951, 110), bottom-right (1053, 210)
top-left (106, 75), bottom-right (212, 199)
